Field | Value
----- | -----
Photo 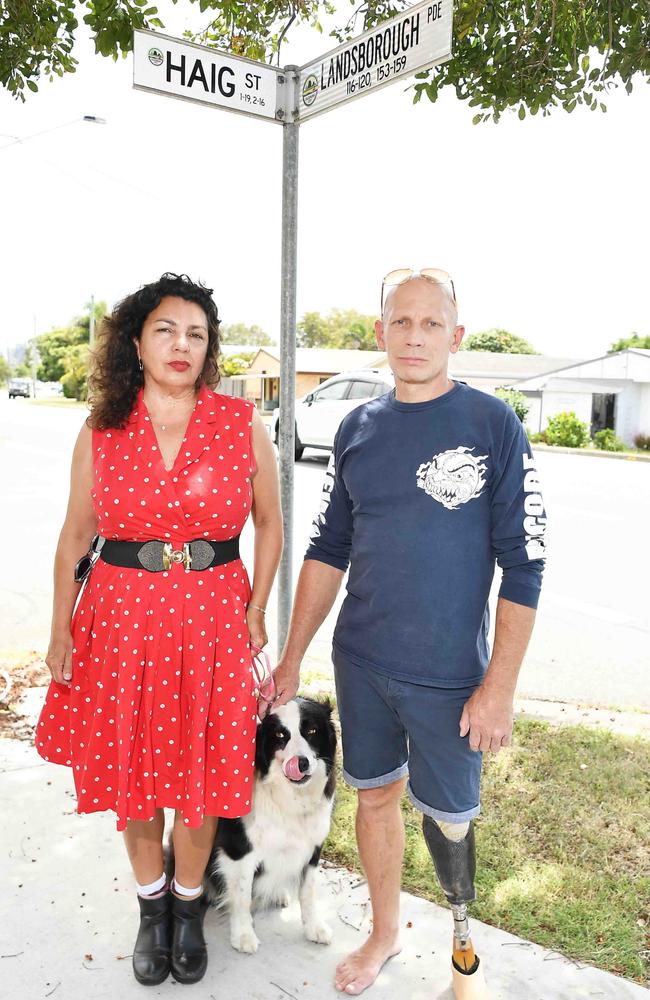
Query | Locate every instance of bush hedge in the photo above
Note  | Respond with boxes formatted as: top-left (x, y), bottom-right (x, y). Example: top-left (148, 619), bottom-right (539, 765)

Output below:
top-left (594, 428), bottom-right (626, 451)
top-left (544, 412), bottom-right (590, 448)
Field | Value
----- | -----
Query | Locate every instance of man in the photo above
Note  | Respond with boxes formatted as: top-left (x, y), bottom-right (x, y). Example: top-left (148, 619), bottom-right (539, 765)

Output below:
top-left (272, 269), bottom-right (546, 997)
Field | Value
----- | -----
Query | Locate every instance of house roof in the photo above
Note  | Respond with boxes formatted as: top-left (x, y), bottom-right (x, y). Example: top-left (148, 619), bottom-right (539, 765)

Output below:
top-left (505, 348), bottom-right (650, 390)
top-left (448, 351), bottom-right (583, 378)
top-left (250, 347), bottom-right (386, 373)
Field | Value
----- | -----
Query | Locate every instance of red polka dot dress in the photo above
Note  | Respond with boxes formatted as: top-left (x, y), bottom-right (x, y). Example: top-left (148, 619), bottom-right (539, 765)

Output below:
top-left (36, 386), bottom-right (258, 831)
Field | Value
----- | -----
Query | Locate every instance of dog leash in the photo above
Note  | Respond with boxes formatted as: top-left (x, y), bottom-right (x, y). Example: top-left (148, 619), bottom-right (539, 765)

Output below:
top-left (251, 643), bottom-right (276, 719)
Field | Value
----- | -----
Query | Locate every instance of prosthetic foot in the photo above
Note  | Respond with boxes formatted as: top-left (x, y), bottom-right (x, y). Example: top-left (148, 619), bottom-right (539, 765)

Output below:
top-left (422, 816), bottom-right (489, 1000)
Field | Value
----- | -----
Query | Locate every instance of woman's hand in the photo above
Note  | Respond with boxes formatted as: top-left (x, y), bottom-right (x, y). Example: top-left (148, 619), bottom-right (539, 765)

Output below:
top-left (246, 606), bottom-right (268, 651)
top-left (46, 631), bottom-right (74, 686)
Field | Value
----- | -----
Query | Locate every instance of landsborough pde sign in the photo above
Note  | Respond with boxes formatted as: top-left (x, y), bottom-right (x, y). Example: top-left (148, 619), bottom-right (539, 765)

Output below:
top-left (298, 0), bottom-right (452, 120)
top-left (132, 0), bottom-right (453, 649)
top-left (133, 0), bottom-right (452, 123)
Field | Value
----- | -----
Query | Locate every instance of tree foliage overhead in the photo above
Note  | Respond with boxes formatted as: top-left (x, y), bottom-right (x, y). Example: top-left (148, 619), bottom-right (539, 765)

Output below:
top-left (412, 0), bottom-right (650, 123)
top-left (297, 309), bottom-right (378, 350)
top-left (608, 332), bottom-right (650, 352)
top-left (2, 1), bottom-right (648, 121)
top-left (461, 328), bottom-right (537, 353)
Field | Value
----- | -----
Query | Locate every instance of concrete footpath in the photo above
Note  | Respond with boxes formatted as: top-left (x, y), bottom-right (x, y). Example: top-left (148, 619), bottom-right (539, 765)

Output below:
top-left (2, 740), bottom-right (647, 1000)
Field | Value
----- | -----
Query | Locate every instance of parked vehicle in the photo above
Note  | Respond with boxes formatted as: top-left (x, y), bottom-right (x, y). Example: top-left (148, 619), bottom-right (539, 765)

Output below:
top-left (35, 380), bottom-right (64, 398)
top-left (8, 378), bottom-right (31, 399)
top-left (272, 369), bottom-right (394, 459)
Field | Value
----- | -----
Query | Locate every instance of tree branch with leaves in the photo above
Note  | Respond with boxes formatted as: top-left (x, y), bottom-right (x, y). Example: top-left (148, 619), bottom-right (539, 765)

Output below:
top-left (1, 1), bottom-right (648, 121)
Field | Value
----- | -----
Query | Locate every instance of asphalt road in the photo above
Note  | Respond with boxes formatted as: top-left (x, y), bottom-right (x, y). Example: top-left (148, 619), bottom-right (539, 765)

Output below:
top-left (1, 396), bottom-right (648, 709)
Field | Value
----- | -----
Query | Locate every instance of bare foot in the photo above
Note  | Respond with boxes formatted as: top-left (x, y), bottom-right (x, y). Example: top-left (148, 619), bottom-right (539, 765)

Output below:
top-left (335, 933), bottom-right (402, 995)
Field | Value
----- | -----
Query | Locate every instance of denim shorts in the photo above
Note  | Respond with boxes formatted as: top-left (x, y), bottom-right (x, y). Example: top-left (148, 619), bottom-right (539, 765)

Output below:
top-left (333, 647), bottom-right (482, 822)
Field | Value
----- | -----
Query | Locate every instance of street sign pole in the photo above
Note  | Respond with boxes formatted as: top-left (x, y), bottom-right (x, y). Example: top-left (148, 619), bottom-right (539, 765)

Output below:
top-left (278, 67), bottom-right (299, 653)
top-left (132, 3), bottom-right (453, 657)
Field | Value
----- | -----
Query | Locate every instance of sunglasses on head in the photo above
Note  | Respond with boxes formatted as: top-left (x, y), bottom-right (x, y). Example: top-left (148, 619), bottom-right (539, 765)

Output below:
top-left (380, 268), bottom-right (457, 313)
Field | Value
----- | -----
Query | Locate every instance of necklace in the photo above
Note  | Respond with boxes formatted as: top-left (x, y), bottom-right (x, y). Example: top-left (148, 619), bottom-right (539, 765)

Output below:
top-left (145, 392), bottom-right (196, 433)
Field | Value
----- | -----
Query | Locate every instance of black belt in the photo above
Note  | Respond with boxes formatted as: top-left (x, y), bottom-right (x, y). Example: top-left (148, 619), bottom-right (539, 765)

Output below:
top-left (99, 536), bottom-right (240, 573)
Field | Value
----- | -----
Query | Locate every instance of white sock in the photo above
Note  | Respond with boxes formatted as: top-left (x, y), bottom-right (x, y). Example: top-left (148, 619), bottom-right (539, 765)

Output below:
top-left (172, 877), bottom-right (202, 898)
top-left (136, 872), bottom-right (167, 897)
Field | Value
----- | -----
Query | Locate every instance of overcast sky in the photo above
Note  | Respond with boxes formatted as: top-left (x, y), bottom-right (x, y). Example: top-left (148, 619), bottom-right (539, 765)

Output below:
top-left (1, 3), bottom-right (648, 362)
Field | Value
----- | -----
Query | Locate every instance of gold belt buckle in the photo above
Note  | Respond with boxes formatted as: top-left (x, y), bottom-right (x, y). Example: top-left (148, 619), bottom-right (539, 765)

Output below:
top-left (162, 542), bottom-right (192, 572)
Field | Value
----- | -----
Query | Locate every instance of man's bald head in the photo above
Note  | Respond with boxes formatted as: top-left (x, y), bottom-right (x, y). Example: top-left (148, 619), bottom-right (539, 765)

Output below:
top-left (382, 276), bottom-right (458, 328)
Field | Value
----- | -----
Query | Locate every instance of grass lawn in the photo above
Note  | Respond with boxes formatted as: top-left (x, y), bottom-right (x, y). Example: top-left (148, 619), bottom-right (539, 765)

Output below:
top-left (323, 717), bottom-right (650, 984)
top-left (28, 398), bottom-right (87, 408)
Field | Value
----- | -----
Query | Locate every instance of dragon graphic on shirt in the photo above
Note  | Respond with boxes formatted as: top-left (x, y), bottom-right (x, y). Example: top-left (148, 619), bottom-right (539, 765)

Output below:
top-left (416, 447), bottom-right (488, 511)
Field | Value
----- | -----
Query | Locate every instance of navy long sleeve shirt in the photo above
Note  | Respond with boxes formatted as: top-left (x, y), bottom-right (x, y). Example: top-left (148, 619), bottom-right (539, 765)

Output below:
top-left (304, 382), bottom-right (546, 687)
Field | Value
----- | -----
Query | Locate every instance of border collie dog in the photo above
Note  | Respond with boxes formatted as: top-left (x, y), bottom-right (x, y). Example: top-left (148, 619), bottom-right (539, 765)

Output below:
top-left (206, 697), bottom-right (337, 954)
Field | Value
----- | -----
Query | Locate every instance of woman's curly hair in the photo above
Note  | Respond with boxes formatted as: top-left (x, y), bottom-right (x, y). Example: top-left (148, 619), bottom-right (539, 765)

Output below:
top-left (88, 273), bottom-right (221, 429)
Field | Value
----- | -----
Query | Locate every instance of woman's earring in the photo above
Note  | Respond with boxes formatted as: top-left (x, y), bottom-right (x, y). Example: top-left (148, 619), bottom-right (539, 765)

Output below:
top-left (138, 356), bottom-right (144, 371)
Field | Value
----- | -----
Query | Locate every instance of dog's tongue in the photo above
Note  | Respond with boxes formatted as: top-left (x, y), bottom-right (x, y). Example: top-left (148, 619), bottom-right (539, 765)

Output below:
top-left (283, 756), bottom-right (304, 782)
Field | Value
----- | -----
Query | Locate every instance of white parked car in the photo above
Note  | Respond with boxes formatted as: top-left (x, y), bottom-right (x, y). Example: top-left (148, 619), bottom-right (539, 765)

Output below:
top-left (35, 380), bottom-right (64, 398)
top-left (272, 369), bottom-right (394, 459)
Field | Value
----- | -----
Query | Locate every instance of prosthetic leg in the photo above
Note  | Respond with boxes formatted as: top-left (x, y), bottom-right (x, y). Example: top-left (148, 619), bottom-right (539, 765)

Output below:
top-left (422, 816), bottom-right (489, 999)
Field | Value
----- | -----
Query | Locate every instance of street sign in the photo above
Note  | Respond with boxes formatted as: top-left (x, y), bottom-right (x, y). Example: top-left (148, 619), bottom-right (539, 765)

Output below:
top-left (297, 0), bottom-right (452, 121)
top-left (133, 30), bottom-right (285, 123)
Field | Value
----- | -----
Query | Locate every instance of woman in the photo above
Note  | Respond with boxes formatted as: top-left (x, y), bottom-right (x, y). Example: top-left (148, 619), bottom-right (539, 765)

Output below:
top-left (36, 273), bottom-right (283, 986)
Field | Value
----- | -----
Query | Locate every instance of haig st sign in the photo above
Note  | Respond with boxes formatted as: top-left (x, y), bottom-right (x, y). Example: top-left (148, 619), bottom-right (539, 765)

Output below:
top-left (133, 30), bottom-right (285, 122)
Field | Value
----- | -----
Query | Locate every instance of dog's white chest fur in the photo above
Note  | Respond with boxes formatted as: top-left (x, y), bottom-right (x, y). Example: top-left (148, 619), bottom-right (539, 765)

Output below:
top-left (241, 768), bottom-right (334, 903)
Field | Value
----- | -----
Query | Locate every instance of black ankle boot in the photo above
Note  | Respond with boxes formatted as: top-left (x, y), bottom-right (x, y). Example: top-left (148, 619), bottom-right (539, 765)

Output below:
top-left (132, 890), bottom-right (172, 986)
top-left (171, 893), bottom-right (208, 984)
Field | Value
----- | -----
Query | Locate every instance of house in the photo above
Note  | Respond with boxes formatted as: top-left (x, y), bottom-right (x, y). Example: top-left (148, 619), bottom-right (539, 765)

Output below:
top-left (232, 347), bottom-right (386, 411)
top-left (503, 349), bottom-right (650, 444)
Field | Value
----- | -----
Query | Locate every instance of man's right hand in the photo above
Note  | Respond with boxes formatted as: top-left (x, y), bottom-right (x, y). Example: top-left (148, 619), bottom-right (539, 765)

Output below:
top-left (268, 559), bottom-right (345, 710)
top-left (271, 658), bottom-right (301, 707)
top-left (46, 631), bottom-right (74, 686)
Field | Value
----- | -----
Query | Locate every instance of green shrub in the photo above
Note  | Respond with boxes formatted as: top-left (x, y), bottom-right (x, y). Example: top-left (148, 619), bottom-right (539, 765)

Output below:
top-left (528, 430), bottom-right (547, 444)
top-left (634, 432), bottom-right (650, 451)
top-left (594, 428), bottom-right (625, 452)
top-left (496, 387), bottom-right (530, 423)
top-left (545, 412), bottom-right (589, 448)
top-left (59, 343), bottom-right (89, 401)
